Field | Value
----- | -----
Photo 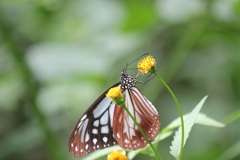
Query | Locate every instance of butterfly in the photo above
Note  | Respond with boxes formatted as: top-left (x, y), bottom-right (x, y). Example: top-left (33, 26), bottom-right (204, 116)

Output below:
top-left (68, 68), bottom-right (160, 157)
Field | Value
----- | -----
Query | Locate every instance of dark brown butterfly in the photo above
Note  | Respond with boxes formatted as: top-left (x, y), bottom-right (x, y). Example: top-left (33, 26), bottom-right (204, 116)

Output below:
top-left (68, 69), bottom-right (160, 157)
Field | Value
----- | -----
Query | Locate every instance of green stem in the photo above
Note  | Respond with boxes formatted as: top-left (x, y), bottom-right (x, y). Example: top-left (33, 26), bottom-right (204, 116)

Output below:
top-left (122, 103), bottom-right (162, 160)
top-left (154, 72), bottom-right (184, 160)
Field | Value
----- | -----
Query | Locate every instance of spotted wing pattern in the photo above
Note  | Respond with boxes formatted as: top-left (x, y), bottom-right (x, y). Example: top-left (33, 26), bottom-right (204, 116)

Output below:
top-left (68, 84), bottom-right (119, 157)
top-left (112, 87), bottom-right (160, 150)
top-left (69, 70), bottom-right (161, 158)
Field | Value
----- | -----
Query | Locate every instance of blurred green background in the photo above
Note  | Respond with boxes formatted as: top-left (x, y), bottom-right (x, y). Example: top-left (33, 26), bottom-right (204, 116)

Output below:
top-left (0, 0), bottom-right (240, 160)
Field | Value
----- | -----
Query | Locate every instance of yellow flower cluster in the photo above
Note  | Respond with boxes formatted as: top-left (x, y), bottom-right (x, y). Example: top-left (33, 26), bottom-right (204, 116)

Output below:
top-left (106, 86), bottom-right (121, 98)
top-left (107, 150), bottom-right (128, 160)
top-left (137, 55), bottom-right (156, 73)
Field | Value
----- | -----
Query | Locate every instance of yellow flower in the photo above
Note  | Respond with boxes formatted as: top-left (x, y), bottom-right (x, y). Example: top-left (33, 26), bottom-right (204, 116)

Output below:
top-left (107, 150), bottom-right (128, 160)
top-left (137, 55), bottom-right (156, 73)
top-left (106, 86), bottom-right (121, 98)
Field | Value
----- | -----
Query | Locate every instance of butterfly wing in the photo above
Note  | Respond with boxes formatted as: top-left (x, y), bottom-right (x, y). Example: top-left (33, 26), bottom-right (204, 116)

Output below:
top-left (112, 87), bottom-right (160, 150)
top-left (68, 83), bottom-right (120, 157)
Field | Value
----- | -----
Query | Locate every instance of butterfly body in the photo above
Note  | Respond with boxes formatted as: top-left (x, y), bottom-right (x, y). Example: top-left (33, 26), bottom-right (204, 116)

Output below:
top-left (69, 69), bottom-right (160, 157)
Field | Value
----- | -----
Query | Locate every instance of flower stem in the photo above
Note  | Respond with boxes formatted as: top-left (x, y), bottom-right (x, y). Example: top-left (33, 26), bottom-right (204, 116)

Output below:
top-left (122, 104), bottom-right (162, 160)
top-left (154, 72), bottom-right (184, 160)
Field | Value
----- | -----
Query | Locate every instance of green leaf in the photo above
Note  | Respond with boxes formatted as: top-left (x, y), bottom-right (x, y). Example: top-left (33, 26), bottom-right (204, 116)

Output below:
top-left (169, 96), bottom-right (208, 159)
top-left (195, 113), bottom-right (225, 127)
top-left (166, 113), bottom-right (225, 129)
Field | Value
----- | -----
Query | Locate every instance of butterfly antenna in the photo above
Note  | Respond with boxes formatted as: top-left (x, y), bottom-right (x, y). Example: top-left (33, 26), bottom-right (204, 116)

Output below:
top-left (137, 73), bottom-right (155, 84)
top-left (124, 53), bottom-right (150, 76)
top-left (126, 53), bottom-right (150, 67)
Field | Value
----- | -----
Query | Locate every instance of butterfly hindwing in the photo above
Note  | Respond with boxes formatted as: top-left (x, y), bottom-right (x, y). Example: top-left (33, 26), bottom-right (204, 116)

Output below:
top-left (112, 87), bottom-right (160, 150)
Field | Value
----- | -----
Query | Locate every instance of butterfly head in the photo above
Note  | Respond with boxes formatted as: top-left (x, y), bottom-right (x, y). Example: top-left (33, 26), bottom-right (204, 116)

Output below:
top-left (120, 70), bottom-right (137, 90)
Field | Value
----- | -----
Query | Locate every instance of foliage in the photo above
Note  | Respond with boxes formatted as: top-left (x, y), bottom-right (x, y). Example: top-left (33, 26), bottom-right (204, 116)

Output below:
top-left (0, 0), bottom-right (240, 160)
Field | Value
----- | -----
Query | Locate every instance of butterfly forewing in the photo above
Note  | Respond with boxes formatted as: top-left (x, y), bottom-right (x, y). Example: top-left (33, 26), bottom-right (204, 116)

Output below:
top-left (69, 84), bottom-right (119, 157)
top-left (69, 68), bottom-right (161, 158)
top-left (112, 87), bottom-right (160, 150)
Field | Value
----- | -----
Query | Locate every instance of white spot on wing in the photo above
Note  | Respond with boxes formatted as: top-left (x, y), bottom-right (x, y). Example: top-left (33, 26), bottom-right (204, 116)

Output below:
top-left (101, 126), bottom-right (109, 134)
top-left (85, 133), bottom-right (89, 142)
top-left (123, 119), bottom-right (128, 134)
top-left (77, 121), bottom-right (83, 128)
top-left (80, 119), bottom-right (89, 142)
top-left (93, 138), bottom-right (97, 145)
top-left (109, 102), bottom-right (116, 126)
top-left (92, 129), bottom-right (98, 134)
top-left (117, 132), bottom-right (120, 138)
top-left (93, 120), bottom-right (99, 127)
top-left (135, 113), bottom-right (141, 123)
top-left (81, 114), bottom-right (87, 121)
top-left (129, 128), bottom-right (135, 138)
top-left (85, 144), bottom-right (89, 150)
top-left (100, 111), bottom-right (108, 125)
top-left (75, 146), bottom-right (78, 151)
top-left (124, 139), bottom-right (129, 144)
top-left (93, 98), bottom-right (111, 118)
top-left (103, 137), bottom-right (108, 143)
